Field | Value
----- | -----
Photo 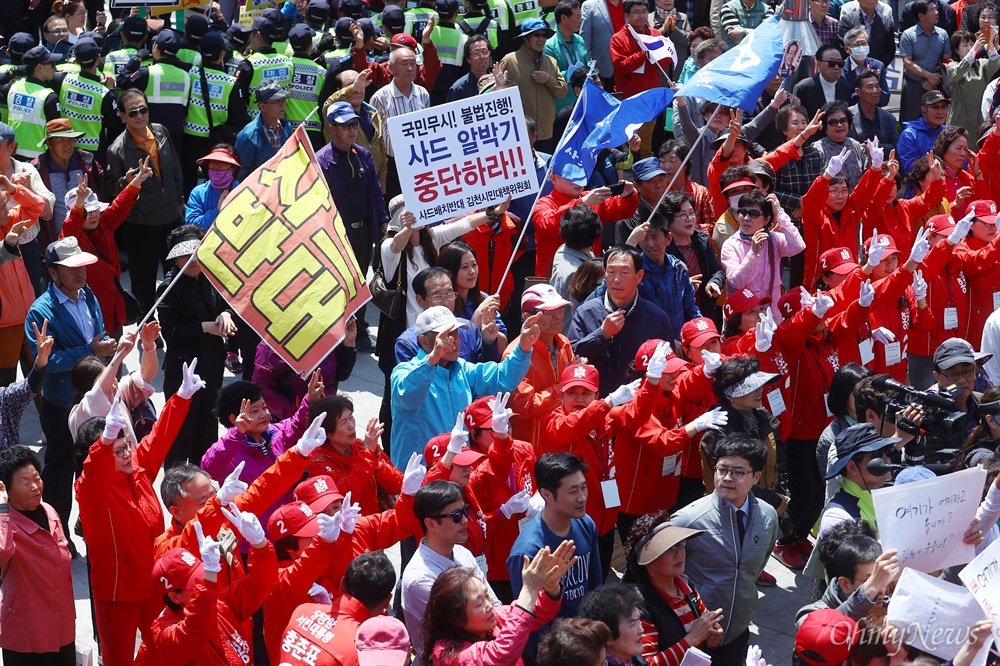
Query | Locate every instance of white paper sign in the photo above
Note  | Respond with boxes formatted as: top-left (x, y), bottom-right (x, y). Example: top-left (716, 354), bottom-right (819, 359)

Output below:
top-left (958, 539), bottom-right (1000, 652)
top-left (766, 388), bottom-right (786, 417)
top-left (860, 337), bottom-right (875, 366)
top-left (884, 341), bottom-right (902, 366)
top-left (872, 466), bottom-right (987, 573)
top-left (387, 87), bottom-right (539, 227)
top-left (887, 568), bottom-right (991, 666)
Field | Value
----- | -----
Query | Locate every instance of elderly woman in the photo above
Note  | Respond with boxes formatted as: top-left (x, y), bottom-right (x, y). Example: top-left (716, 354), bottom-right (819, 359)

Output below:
top-left (813, 100), bottom-right (867, 190)
top-left (932, 126), bottom-right (991, 218)
top-left (579, 584), bottom-right (648, 666)
top-left (623, 511), bottom-right (724, 666)
top-left (0, 445), bottom-right (75, 663)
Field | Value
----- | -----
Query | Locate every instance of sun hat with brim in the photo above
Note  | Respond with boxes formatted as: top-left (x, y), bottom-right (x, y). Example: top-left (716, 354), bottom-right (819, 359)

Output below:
top-left (634, 522), bottom-right (703, 566)
top-left (634, 338), bottom-right (689, 374)
top-left (356, 616), bottom-right (411, 666)
top-left (721, 178), bottom-right (756, 194)
top-left (153, 548), bottom-right (205, 591)
top-left (825, 423), bottom-right (900, 479)
top-left (521, 284), bottom-right (572, 311)
top-left (64, 187), bottom-right (110, 214)
top-left (267, 501), bottom-right (321, 541)
top-left (518, 17), bottom-right (554, 37)
top-left (165, 233), bottom-right (202, 261)
top-left (387, 195), bottom-right (407, 233)
top-left (561, 363), bottom-right (599, 392)
top-left (722, 369), bottom-right (782, 400)
top-left (294, 475), bottom-right (345, 513)
top-left (795, 609), bottom-right (858, 666)
top-left (477, 74), bottom-right (497, 95)
top-left (933, 337), bottom-right (992, 370)
top-left (45, 237), bottom-right (97, 268)
top-left (39, 118), bottom-right (85, 147)
top-left (414, 306), bottom-right (470, 336)
top-left (196, 148), bottom-right (241, 169)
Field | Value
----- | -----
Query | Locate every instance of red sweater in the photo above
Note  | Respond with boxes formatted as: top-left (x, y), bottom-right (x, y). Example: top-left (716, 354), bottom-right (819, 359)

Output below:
top-left (864, 177), bottom-right (947, 250)
top-left (307, 441), bottom-right (403, 517)
top-left (609, 24), bottom-right (666, 98)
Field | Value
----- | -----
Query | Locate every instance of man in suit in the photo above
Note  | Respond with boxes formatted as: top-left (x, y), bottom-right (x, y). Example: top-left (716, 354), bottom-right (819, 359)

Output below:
top-left (842, 26), bottom-right (890, 106)
top-left (580, 0), bottom-right (618, 89)
top-left (792, 44), bottom-right (854, 118)
top-left (848, 70), bottom-right (898, 152)
top-left (838, 0), bottom-right (897, 72)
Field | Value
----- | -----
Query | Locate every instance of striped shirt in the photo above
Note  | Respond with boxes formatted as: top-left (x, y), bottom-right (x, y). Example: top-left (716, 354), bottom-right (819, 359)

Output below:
top-left (641, 576), bottom-right (709, 666)
top-left (370, 79), bottom-right (430, 158)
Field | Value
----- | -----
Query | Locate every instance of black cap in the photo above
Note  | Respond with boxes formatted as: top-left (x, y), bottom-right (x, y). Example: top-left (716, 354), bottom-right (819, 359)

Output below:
top-left (250, 16), bottom-right (277, 40)
top-left (287, 23), bottom-right (314, 49)
top-left (22, 45), bottom-right (62, 66)
top-left (6, 33), bottom-right (37, 62)
top-left (77, 30), bottom-right (104, 47)
top-left (122, 16), bottom-right (148, 41)
top-left (185, 14), bottom-right (210, 42)
top-left (357, 17), bottom-right (376, 40)
top-left (380, 5), bottom-right (405, 31)
top-left (153, 29), bottom-right (182, 55)
top-left (436, 0), bottom-right (460, 15)
top-left (334, 16), bottom-right (354, 40)
top-left (825, 424), bottom-right (901, 479)
top-left (254, 79), bottom-right (288, 103)
top-left (73, 38), bottom-right (101, 66)
top-left (306, 0), bottom-right (331, 20)
top-left (339, 0), bottom-right (363, 18)
top-left (261, 7), bottom-right (285, 24)
top-left (227, 23), bottom-right (253, 47)
top-left (200, 30), bottom-right (226, 59)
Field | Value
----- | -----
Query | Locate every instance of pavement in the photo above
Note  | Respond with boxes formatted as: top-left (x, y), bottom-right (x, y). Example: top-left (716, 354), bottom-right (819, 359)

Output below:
top-left (13, 306), bottom-right (813, 665)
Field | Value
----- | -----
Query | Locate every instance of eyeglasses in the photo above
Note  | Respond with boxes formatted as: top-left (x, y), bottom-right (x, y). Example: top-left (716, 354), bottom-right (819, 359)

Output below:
top-left (429, 291), bottom-right (458, 304)
top-left (469, 49), bottom-right (491, 58)
top-left (737, 208), bottom-right (764, 219)
top-left (431, 504), bottom-right (472, 523)
top-left (46, 27), bottom-right (69, 34)
top-left (821, 59), bottom-right (845, 68)
top-left (827, 117), bottom-right (849, 126)
top-left (673, 210), bottom-right (698, 220)
top-left (126, 106), bottom-right (149, 118)
top-left (939, 366), bottom-right (977, 381)
top-left (715, 465), bottom-right (749, 480)
top-left (338, 120), bottom-right (360, 130)
top-left (113, 442), bottom-right (134, 459)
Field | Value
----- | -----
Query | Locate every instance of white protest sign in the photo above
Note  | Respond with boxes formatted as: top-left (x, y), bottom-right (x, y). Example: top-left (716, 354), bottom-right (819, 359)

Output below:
top-left (958, 539), bottom-right (1000, 652)
top-left (886, 568), bottom-right (991, 666)
top-left (387, 88), bottom-right (538, 227)
top-left (872, 466), bottom-right (986, 573)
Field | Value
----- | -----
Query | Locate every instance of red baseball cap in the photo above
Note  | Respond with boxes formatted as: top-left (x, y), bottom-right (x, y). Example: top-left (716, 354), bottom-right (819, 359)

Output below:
top-left (561, 364), bottom-right (599, 392)
top-left (294, 475), bottom-right (344, 513)
top-left (423, 434), bottom-right (486, 467)
top-left (795, 609), bottom-right (858, 666)
top-left (862, 233), bottom-right (900, 258)
top-left (818, 247), bottom-right (859, 275)
top-left (634, 338), bottom-right (689, 374)
top-left (776, 289), bottom-right (804, 319)
top-left (152, 548), bottom-right (204, 591)
top-left (267, 501), bottom-right (321, 541)
top-left (925, 214), bottom-right (956, 236)
top-left (389, 33), bottom-right (417, 49)
top-left (723, 288), bottom-right (771, 320)
top-left (968, 199), bottom-right (998, 224)
top-left (464, 396), bottom-right (495, 430)
top-left (722, 178), bottom-right (756, 193)
top-left (680, 317), bottom-right (721, 348)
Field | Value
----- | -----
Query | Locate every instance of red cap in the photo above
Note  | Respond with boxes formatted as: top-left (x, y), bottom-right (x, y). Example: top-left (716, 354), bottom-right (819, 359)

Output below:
top-left (723, 288), bottom-right (771, 320)
top-left (818, 247), bottom-right (859, 275)
top-left (294, 475), bottom-right (344, 513)
top-left (267, 501), bottom-right (321, 541)
top-left (195, 148), bottom-right (241, 169)
top-left (862, 233), bottom-right (900, 258)
top-left (776, 289), bottom-right (804, 319)
top-left (635, 338), bottom-right (689, 373)
top-left (464, 396), bottom-right (495, 430)
top-left (795, 609), bottom-right (858, 666)
top-left (680, 317), bottom-right (721, 348)
top-left (925, 214), bottom-right (956, 236)
top-left (561, 364), bottom-right (599, 392)
top-left (423, 434), bottom-right (486, 467)
top-left (722, 178), bottom-right (756, 193)
top-left (968, 199), bottom-right (998, 224)
top-left (389, 33), bottom-right (417, 48)
top-left (152, 548), bottom-right (204, 591)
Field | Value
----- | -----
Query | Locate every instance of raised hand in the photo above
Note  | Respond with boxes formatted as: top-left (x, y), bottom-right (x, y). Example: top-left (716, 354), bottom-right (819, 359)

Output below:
top-left (337, 492), bottom-right (362, 533)
top-left (401, 453), bottom-right (427, 496)
top-left (867, 136), bottom-right (883, 169)
top-left (645, 341), bottom-right (670, 380)
top-left (233, 398), bottom-right (254, 435)
top-left (449, 412), bottom-right (469, 454)
top-left (307, 368), bottom-right (325, 403)
top-left (139, 320), bottom-right (160, 349)
top-left (950, 212), bottom-right (974, 245)
top-left (178, 358), bottom-right (206, 399)
top-left (859, 279), bottom-right (875, 308)
top-left (362, 418), bottom-right (384, 452)
top-left (32, 320), bottom-right (53, 368)
top-left (825, 147), bottom-right (850, 178)
top-left (518, 311), bottom-right (542, 351)
top-left (608, 378), bottom-right (641, 407)
top-left (491, 392), bottom-right (513, 435)
top-left (5, 219), bottom-right (31, 246)
top-left (500, 488), bottom-right (531, 519)
top-left (811, 290), bottom-right (835, 318)
top-left (195, 521), bottom-right (222, 573)
top-left (296, 413), bottom-right (328, 458)
top-left (908, 226), bottom-right (932, 265)
top-left (102, 392), bottom-right (129, 441)
top-left (317, 511), bottom-right (343, 543)
top-left (866, 229), bottom-right (885, 268)
top-left (73, 172), bottom-right (92, 208)
top-left (220, 501), bottom-right (267, 547)
top-left (755, 313), bottom-right (774, 353)
top-left (216, 460), bottom-right (248, 506)
top-left (692, 409), bottom-right (728, 432)
top-left (701, 349), bottom-right (723, 377)
top-left (912, 269), bottom-right (928, 301)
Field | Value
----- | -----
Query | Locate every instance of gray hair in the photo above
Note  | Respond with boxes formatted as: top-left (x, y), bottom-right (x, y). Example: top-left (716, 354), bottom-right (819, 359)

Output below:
top-left (844, 26), bottom-right (867, 45)
top-left (389, 46), bottom-right (415, 66)
top-left (160, 463), bottom-right (211, 508)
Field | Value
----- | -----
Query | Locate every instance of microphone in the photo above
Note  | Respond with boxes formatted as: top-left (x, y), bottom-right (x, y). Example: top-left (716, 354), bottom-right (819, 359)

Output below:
top-left (866, 458), bottom-right (953, 477)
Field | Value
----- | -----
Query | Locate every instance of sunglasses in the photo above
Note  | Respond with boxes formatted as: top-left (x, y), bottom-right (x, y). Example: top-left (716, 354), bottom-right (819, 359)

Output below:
top-left (827, 117), bottom-right (849, 125)
top-left (126, 106), bottom-right (149, 118)
top-left (431, 504), bottom-right (472, 524)
top-left (821, 59), bottom-right (845, 68)
top-left (737, 208), bottom-right (765, 219)
top-left (338, 120), bottom-right (361, 130)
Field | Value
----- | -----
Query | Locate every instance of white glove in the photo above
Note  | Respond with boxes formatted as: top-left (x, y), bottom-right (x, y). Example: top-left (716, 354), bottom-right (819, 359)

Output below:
top-left (912, 269), bottom-right (928, 301)
top-left (909, 226), bottom-right (932, 265)
top-left (692, 409), bottom-right (729, 433)
top-left (755, 316), bottom-right (774, 353)
top-left (859, 279), bottom-right (875, 308)
top-left (102, 393), bottom-right (129, 441)
top-left (872, 327), bottom-right (896, 344)
top-left (308, 582), bottom-right (332, 605)
top-left (825, 146), bottom-right (850, 178)
top-left (746, 645), bottom-right (768, 666)
top-left (865, 229), bottom-right (886, 268)
top-left (526, 491), bottom-right (545, 519)
top-left (178, 358), bottom-right (207, 399)
top-left (798, 286), bottom-right (816, 311)
top-left (449, 413), bottom-right (468, 455)
top-left (645, 341), bottom-right (670, 379)
top-left (338, 491), bottom-right (362, 533)
top-left (491, 392), bottom-right (513, 435)
top-left (401, 452), bottom-right (427, 496)
top-left (194, 521), bottom-right (222, 573)
top-left (701, 350), bottom-right (723, 377)
top-left (812, 290), bottom-right (835, 318)
top-left (500, 488), bottom-right (531, 519)
top-left (296, 413), bottom-right (327, 458)
top-left (220, 501), bottom-right (267, 546)
top-left (317, 511), bottom-right (342, 543)
top-left (867, 137), bottom-right (883, 169)
top-left (949, 212), bottom-right (974, 245)
top-left (216, 460), bottom-right (248, 506)
top-left (608, 378), bottom-right (642, 406)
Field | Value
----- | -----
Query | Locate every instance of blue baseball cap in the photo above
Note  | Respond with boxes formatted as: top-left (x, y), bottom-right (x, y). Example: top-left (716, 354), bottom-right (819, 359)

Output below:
top-left (632, 157), bottom-right (667, 181)
top-left (185, 14), bottom-right (210, 42)
top-left (327, 101), bottom-right (360, 125)
top-left (251, 16), bottom-right (278, 40)
top-left (288, 23), bottom-right (315, 49)
top-left (152, 29), bottom-right (182, 55)
top-left (306, 0), bottom-right (331, 20)
top-left (334, 17), bottom-right (354, 40)
top-left (22, 45), bottom-right (62, 66)
top-left (380, 6), bottom-right (405, 31)
top-left (73, 38), bottom-right (101, 66)
top-left (518, 17), bottom-right (553, 38)
top-left (5, 33), bottom-right (37, 62)
top-left (200, 30), bottom-right (227, 59)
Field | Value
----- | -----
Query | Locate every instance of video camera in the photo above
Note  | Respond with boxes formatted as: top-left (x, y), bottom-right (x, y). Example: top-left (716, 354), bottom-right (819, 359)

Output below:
top-left (873, 375), bottom-right (968, 465)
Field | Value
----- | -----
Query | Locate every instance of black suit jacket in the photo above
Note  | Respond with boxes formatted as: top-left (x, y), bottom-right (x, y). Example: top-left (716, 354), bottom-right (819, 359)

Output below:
top-left (837, 3), bottom-right (897, 71)
top-left (792, 74), bottom-right (855, 119)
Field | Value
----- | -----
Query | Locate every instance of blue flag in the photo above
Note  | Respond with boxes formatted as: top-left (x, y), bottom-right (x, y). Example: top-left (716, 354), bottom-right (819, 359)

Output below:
top-left (550, 79), bottom-right (620, 185)
top-left (582, 88), bottom-right (676, 156)
top-left (674, 15), bottom-right (783, 112)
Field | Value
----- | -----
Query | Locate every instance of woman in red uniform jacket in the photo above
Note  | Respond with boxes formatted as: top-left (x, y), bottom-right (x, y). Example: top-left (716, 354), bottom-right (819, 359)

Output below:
top-left (955, 200), bottom-right (1000, 347)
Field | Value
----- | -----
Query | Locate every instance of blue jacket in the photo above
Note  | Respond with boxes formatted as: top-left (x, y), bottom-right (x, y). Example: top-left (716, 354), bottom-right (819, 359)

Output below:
top-left (394, 317), bottom-right (500, 364)
top-left (25, 283), bottom-right (106, 408)
top-left (234, 116), bottom-right (294, 181)
top-left (897, 117), bottom-right (946, 174)
top-left (316, 141), bottom-right (388, 240)
top-left (185, 179), bottom-right (242, 231)
top-left (389, 344), bottom-right (532, 470)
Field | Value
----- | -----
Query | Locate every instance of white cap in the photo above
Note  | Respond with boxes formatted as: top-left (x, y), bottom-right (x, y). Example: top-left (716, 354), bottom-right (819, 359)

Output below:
top-left (521, 283), bottom-right (572, 312)
top-left (414, 306), bottom-right (470, 336)
top-left (64, 188), bottom-right (110, 214)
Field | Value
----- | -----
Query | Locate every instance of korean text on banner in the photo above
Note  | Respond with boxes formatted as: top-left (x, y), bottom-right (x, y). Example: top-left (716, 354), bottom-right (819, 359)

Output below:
top-left (196, 125), bottom-right (371, 376)
top-left (387, 87), bottom-right (539, 227)
top-left (958, 539), bottom-right (1000, 651)
top-left (872, 465), bottom-right (987, 573)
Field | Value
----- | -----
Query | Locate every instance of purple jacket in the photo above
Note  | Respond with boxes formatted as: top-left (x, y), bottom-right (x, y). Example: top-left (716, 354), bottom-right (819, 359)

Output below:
top-left (252, 340), bottom-right (357, 421)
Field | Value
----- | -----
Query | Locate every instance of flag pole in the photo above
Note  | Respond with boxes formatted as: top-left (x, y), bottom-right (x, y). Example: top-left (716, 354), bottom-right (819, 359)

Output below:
top-left (492, 60), bottom-right (599, 297)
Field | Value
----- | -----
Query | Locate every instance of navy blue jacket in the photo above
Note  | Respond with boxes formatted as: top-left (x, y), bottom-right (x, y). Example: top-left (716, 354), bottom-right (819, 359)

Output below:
top-left (316, 141), bottom-right (388, 240)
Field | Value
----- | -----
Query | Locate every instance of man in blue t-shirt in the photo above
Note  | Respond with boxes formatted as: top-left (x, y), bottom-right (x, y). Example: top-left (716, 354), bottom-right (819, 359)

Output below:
top-left (508, 452), bottom-right (602, 665)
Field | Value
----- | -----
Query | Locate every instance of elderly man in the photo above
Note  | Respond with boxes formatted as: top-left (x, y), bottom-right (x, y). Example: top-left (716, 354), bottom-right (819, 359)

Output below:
top-left (321, 69), bottom-right (387, 193)
top-left (899, 0), bottom-right (950, 124)
top-left (848, 70), bottom-right (898, 151)
top-left (234, 80), bottom-right (294, 181)
top-left (792, 44), bottom-right (854, 119)
top-left (897, 90), bottom-right (949, 174)
top-left (838, 0), bottom-right (896, 70)
top-left (448, 34), bottom-right (494, 101)
top-left (500, 18), bottom-right (567, 152)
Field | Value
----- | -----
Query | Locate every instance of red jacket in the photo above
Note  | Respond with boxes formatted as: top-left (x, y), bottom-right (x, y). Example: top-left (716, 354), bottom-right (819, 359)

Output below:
top-left (977, 130), bottom-right (1000, 201)
top-left (864, 176), bottom-right (947, 250)
top-left (609, 24), bottom-right (666, 98)
top-left (462, 214), bottom-right (522, 312)
top-left (0, 186), bottom-right (46, 329)
top-left (910, 239), bottom-right (970, 355)
top-left (954, 233), bottom-right (1000, 348)
top-left (866, 289), bottom-right (934, 382)
top-left (352, 42), bottom-right (441, 91)
top-left (307, 441), bottom-right (403, 517)
top-left (540, 380), bottom-right (657, 534)
top-left (534, 189), bottom-right (639, 277)
top-left (277, 596), bottom-right (373, 666)
top-left (504, 335), bottom-right (575, 447)
top-left (148, 543), bottom-right (278, 665)
top-left (60, 184), bottom-right (139, 334)
top-left (75, 394), bottom-right (190, 602)
top-left (672, 365), bottom-right (716, 479)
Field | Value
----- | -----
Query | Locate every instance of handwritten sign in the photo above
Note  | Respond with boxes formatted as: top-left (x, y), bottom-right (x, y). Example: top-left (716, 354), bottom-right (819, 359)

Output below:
top-left (387, 87), bottom-right (538, 227)
top-left (959, 539), bottom-right (1000, 652)
top-left (872, 466), bottom-right (986, 573)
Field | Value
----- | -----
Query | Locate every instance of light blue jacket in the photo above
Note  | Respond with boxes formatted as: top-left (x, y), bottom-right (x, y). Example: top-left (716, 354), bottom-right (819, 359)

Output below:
top-left (389, 344), bottom-right (532, 470)
top-left (185, 179), bottom-right (242, 231)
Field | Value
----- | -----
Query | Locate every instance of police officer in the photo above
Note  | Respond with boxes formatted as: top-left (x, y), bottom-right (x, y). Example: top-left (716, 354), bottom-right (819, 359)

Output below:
top-left (225, 23), bottom-right (254, 77)
top-left (0, 33), bottom-right (38, 124)
top-left (262, 6), bottom-right (292, 56)
top-left (286, 24), bottom-right (326, 150)
top-left (318, 17), bottom-right (355, 72)
top-left (58, 38), bottom-right (119, 160)
top-left (118, 29), bottom-right (192, 152)
top-left (4, 46), bottom-right (62, 160)
top-left (305, 0), bottom-right (332, 36)
top-left (104, 17), bottom-right (148, 79)
top-left (458, 0), bottom-right (507, 55)
top-left (428, 0), bottom-right (467, 104)
top-left (176, 13), bottom-right (210, 68)
top-left (236, 17), bottom-right (293, 119)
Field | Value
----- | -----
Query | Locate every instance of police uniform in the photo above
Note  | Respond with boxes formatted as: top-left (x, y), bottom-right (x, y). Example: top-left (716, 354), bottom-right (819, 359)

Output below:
top-left (4, 46), bottom-right (61, 160)
top-left (59, 66), bottom-right (117, 155)
top-left (117, 31), bottom-right (193, 150)
top-left (286, 25), bottom-right (326, 149)
top-left (428, 11), bottom-right (468, 105)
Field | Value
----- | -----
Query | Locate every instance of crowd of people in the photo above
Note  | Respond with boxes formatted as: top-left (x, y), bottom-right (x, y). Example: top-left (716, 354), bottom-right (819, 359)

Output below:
top-left (0, 0), bottom-right (999, 663)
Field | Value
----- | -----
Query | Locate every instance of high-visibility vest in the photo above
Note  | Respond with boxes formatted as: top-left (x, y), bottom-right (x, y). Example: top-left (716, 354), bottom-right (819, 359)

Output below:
top-left (405, 5), bottom-right (437, 37)
top-left (0, 68), bottom-right (20, 125)
top-left (510, 0), bottom-right (541, 25)
top-left (286, 56), bottom-right (325, 133)
top-left (59, 73), bottom-right (105, 151)
top-left (458, 14), bottom-right (500, 49)
top-left (56, 62), bottom-right (81, 73)
top-left (321, 46), bottom-right (351, 69)
top-left (247, 50), bottom-right (292, 118)
top-left (225, 52), bottom-right (245, 77)
top-left (103, 48), bottom-right (139, 78)
top-left (176, 46), bottom-right (203, 69)
top-left (183, 66), bottom-right (236, 137)
top-left (429, 24), bottom-right (467, 67)
top-left (7, 78), bottom-right (53, 158)
top-left (486, 0), bottom-right (513, 31)
top-left (143, 62), bottom-right (192, 108)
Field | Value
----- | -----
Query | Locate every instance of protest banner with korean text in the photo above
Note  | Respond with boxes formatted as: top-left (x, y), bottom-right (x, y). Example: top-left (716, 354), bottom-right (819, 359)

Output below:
top-left (959, 539), bottom-right (1000, 651)
top-left (387, 88), bottom-right (538, 227)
